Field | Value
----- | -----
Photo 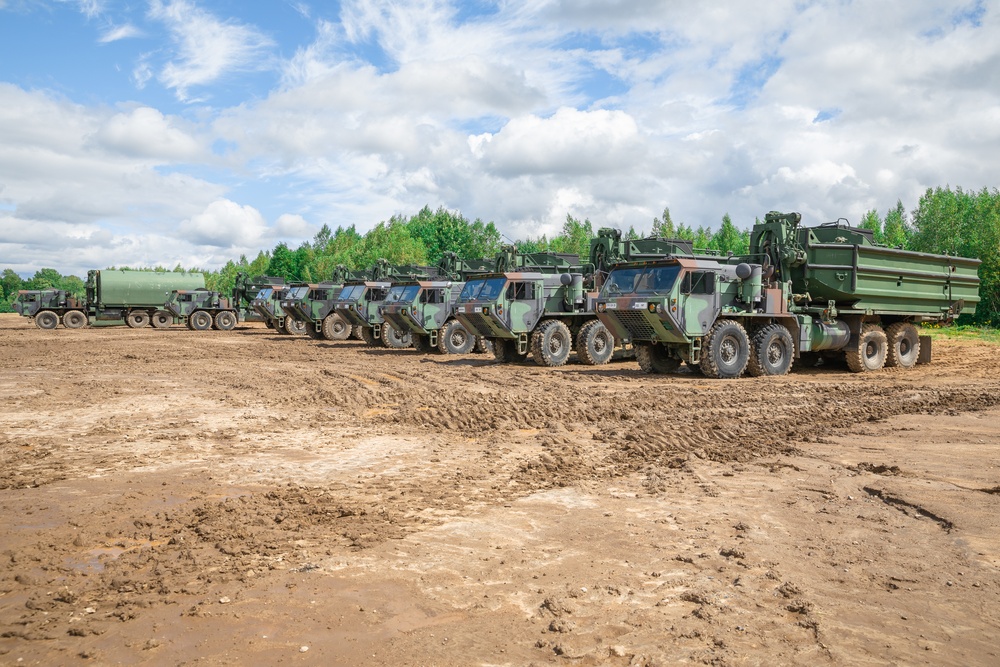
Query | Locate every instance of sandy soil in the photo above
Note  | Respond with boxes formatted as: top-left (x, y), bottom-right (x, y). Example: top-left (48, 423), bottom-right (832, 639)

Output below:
top-left (1, 312), bottom-right (999, 666)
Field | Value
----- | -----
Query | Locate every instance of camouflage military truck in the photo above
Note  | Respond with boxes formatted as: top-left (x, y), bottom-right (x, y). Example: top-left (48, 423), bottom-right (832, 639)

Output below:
top-left (233, 273), bottom-right (286, 323)
top-left (278, 266), bottom-right (368, 341)
top-left (14, 269), bottom-right (204, 329)
top-left (163, 289), bottom-right (239, 330)
top-left (454, 231), bottom-right (698, 367)
top-left (380, 252), bottom-right (494, 354)
top-left (251, 284), bottom-right (307, 335)
top-left (595, 211), bottom-right (981, 378)
top-left (332, 260), bottom-right (442, 348)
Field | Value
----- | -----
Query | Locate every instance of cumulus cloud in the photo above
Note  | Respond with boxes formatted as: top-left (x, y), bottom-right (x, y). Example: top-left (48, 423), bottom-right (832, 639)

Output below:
top-left (179, 199), bottom-right (268, 247)
top-left (90, 107), bottom-right (204, 161)
top-left (148, 0), bottom-right (276, 102)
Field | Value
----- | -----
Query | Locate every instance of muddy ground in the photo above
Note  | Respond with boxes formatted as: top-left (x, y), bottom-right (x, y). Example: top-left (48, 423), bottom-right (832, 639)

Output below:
top-left (1, 313), bottom-right (999, 666)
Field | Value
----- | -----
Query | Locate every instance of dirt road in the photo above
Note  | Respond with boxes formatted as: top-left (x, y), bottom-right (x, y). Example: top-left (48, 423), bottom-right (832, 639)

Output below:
top-left (1, 313), bottom-right (999, 665)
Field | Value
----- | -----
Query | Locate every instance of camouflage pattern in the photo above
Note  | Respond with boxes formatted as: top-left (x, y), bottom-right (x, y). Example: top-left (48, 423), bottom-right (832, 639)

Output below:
top-left (275, 267), bottom-right (366, 340)
top-left (331, 262), bottom-right (440, 345)
top-left (251, 285), bottom-right (307, 334)
top-left (164, 289), bottom-right (239, 330)
top-left (595, 211), bottom-right (982, 378)
top-left (232, 273), bottom-right (285, 322)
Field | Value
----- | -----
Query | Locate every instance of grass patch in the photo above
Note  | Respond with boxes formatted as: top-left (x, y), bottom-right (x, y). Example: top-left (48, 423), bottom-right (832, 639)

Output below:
top-left (919, 324), bottom-right (1000, 343)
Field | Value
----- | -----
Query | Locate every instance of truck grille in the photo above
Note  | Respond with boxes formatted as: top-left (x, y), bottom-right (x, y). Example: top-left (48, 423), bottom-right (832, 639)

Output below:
top-left (612, 310), bottom-right (658, 340)
top-left (462, 313), bottom-right (494, 336)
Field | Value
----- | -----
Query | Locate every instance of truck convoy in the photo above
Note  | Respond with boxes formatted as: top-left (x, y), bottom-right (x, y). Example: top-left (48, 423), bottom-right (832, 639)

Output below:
top-left (595, 211), bottom-right (981, 377)
top-left (251, 284), bottom-right (307, 335)
top-left (278, 266), bottom-right (368, 341)
top-left (380, 252), bottom-right (494, 354)
top-left (454, 231), bottom-right (696, 366)
top-left (163, 273), bottom-right (286, 330)
top-left (14, 269), bottom-right (205, 329)
top-left (333, 260), bottom-right (442, 348)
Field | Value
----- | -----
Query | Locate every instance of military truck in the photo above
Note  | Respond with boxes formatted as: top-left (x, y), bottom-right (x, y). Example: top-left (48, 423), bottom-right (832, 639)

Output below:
top-left (163, 289), bottom-right (239, 330)
top-left (380, 252), bottom-right (494, 354)
top-left (333, 260), bottom-right (441, 348)
top-left (13, 269), bottom-right (205, 329)
top-left (278, 266), bottom-right (367, 341)
top-left (454, 232), bottom-right (696, 366)
top-left (233, 273), bottom-right (286, 322)
top-left (595, 211), bottom-right (981, 378)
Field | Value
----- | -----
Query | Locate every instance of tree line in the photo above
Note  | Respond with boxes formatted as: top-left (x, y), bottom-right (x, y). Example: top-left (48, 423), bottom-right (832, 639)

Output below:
top-left (3, 190), bottom-right (999, 324)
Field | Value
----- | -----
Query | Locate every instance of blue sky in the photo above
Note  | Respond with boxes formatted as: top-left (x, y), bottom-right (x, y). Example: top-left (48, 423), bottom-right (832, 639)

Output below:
top-left (0, 0), bottom-right (998, 277)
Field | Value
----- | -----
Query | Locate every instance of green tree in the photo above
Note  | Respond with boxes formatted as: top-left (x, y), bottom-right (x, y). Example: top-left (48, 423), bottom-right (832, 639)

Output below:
top-left (709, 213), bottom-right (748, 255)
top-left (859, 209), bottom-right (884, 244)
top-left (26, 268), bottom-right (63, 290)
top-left (651, 206), bottom-right (676, 237)
top-left (882, 200), bottom-right (910, 248)
top-left (266, 243), bottom-right (298, 279)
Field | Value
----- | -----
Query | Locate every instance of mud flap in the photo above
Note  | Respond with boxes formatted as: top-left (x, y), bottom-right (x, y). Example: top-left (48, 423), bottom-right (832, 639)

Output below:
top-left (917, 335), bottom-right (932, 364)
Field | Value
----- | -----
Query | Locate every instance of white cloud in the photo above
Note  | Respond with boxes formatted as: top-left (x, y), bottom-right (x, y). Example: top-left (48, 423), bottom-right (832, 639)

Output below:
top-left (99, 23), bottom-right (142, 43)
top-left (148, 0), bottom-right (276, 102)
top-left (90, 106), bottom-right (204, 161)
top-left (179, 199), bottom-right (268, 247)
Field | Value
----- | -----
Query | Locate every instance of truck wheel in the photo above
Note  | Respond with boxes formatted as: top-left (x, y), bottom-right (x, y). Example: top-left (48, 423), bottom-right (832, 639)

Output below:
top-left (474, 337), bottom-right (493, 355)
top-left (635, 343), bottom-right (681, 373)
top-left (214, 311), bottom-right (237, 331)
top-left (322, 313), bottom-right (351, 340)
top-left (439, 319), bottom-right (474, 354)
top-left (359, 326), bottom-right (382, 347)
top-left (884, 322), bottom-right (920, 369)
top-left (190, 310), bottom-right (213, 331)
top-left (151, 310), bottom-right (172, 329)
top-left (126, 310), bottom-right (150, 328)
top-left (352, 325), bottom-right (365, 340)
top-left (282, 318), bottom-right (306, 335)
top-left (62, 310), bottom-right (87, 329)
top-left (699, 319), bottom-right (750, 379)
top-left (382, 324), bottom-right (412, 349)
top-left (412, 334), bottom-right (435, 354)
top-left (35, 311), bottom-right (59, 330)
top-left (493, 339), bottom-right (527, 363)
top-left (846, 323), bottom-right (887, 372)
top-left (576, 319), bottom-right (615, 365)
top-left (747, 323), bottom-right (793, 377)
top-left (306, 322), bottom-right (325, 340)
top-left (531, 320), bottom-right (572, 367)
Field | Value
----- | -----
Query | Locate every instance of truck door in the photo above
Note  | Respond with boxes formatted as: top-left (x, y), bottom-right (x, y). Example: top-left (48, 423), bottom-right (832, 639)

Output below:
top-left (506, 280), bottom-right (540, 331)
top-left (680, 270), bottom-right (720, 337)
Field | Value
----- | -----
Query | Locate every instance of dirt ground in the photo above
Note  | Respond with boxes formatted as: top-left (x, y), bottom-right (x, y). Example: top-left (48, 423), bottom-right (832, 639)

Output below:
top-left (1, 313), bottom-right (999, 666)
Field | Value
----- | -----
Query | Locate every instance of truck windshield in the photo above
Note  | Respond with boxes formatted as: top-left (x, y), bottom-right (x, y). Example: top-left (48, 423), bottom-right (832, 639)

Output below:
top-left (256, 288), bottom-right (273, 300)
top-left (338, 285), bottom-right (364, 301)
top-left (477, 277), bottom-right (507, 301)
top-left (386, 285), bottom-right (420, 303)
top-left (287, 286), bottom-right (309, 300)
top-left (459, 279), bottom-right (486, 300)
top-left (602, 265), bottom-right (681, 295)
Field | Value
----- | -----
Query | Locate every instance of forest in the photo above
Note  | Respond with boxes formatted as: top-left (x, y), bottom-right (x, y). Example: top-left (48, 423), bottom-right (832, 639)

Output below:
top-left (3, 185), bottom-right (998, 325)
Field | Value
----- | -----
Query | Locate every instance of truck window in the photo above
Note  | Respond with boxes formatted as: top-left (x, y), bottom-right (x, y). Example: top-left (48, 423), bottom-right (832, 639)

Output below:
top-left (682, 271), bottom-right (715, 295)
top-left (506, 282), bottom-right (535, 300)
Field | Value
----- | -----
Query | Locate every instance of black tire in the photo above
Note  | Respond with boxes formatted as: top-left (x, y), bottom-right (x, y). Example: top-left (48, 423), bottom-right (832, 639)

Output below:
top-left (635, 343), bottom-right (681, 374)
top-left (352, 325), bottom-right (365, 340)
top-left (412, 334), bottom-right (435, 354)
top-left (62, 310), bottom-right (87, 329)
top-left (884, 322), bottom-right (920, 369)
top-left (126, 310), bottom-right (150, 329)
top-left (35, 310), bottom-right (59, 330)
top-left (306, 322), bottom-right (325, 340)
top-left (699, 319), bottom-right (750, 379)
top-left (576, 319), bottom-right (615, 365)
top-left (530, 320), bottom-right (572, 367)
top-left (189, 310), bottom-right (213, 331)
top-left (439, 319), bottom-right (475, 354)
top-left (493, 339), bottom-right (527, 363)
top-left (359, 326), bottom-right (382, 347)
top-left (151, 310), bottom-right (172, 329)
top-left (747, 323), bottom-right (794, 377)
top-left (381, 324), bottom-right (412, 349)
top-left (846, 323), bottom-right (887, 373)
top-left (474, 337), bottom-right (493, 354)
top-left (214, 311), bottom-right (237, 331)
top-left (322, 313), bottom-right (351, 341)
top-left (282, 317), bottom-right (306, 335)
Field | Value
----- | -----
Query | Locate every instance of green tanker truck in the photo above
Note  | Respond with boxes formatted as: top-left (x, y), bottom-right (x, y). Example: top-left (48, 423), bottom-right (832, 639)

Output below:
top-left (379, 252), bottom-right (494, 354)
top-left (595, 211), bottom-right (981, 378)
top-left (13, 269), bottom-right (205, 329)
top-left (278, 266), bottom-right (368, 341)
top-left (454, 232), bottom-right (697, 366)
top-left (333, 260), bottom-right (442, 348)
